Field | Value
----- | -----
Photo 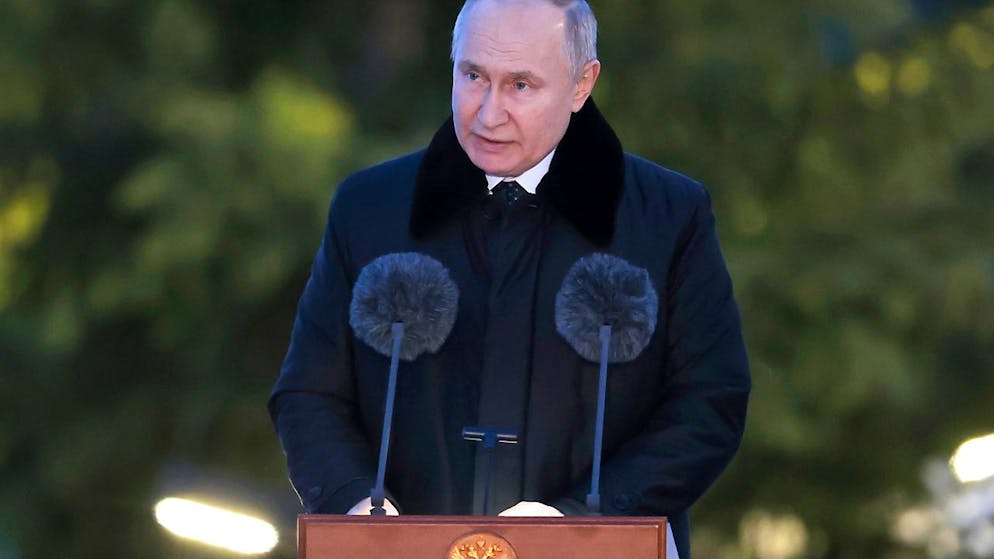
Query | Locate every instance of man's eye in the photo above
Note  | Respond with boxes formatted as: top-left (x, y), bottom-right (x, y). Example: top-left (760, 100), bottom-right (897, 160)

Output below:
top-left (514, 81), bottom-right (528, 91)
top-left (467, 72), bottom-right (480, 81)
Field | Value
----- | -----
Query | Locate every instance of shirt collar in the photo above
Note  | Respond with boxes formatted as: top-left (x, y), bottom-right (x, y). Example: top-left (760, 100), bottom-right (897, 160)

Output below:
top-left (484, 149), bottom-right (556, 194)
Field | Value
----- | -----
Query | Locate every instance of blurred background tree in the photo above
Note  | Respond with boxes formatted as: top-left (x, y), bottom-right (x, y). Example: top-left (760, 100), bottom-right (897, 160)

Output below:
top-left (1, 0), bottom-right (992, 557)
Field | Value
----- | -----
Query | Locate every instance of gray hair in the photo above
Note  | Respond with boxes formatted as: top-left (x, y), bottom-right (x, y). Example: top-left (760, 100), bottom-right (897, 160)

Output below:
top-left (450, 0), bottom-right (598, 81)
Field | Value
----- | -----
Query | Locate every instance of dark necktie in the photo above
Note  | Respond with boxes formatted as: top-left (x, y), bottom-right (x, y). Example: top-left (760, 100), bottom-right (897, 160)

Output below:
top-left (494, 180), bottom-right (529, 206)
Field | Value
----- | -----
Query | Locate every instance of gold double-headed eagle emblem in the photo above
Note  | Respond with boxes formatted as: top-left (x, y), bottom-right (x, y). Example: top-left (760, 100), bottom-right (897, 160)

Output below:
top-left (448, 533), bottom-right (517, 559)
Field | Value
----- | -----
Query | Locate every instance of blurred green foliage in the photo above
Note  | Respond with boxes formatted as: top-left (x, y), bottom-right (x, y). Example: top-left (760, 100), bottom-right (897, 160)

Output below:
top-left (1, 0), bottom-right (992, 557)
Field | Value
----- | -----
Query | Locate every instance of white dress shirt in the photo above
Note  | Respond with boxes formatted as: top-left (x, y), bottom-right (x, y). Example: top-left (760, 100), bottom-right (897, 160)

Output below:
top-left (485, 149), bottom-right (555, 194)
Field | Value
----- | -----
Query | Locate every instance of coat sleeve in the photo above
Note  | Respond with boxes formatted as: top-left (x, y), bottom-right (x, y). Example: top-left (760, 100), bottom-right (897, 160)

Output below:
top-left (553, 187), bottom-right (751, 518)
top-left (267, 192), bottom-right (382, 514)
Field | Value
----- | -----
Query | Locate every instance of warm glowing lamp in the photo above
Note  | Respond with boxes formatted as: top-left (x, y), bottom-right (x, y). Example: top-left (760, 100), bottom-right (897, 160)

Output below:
top-left (154, 497), bottom-right (279, 555)
top-left (950, 433), bottom-right (994, 483)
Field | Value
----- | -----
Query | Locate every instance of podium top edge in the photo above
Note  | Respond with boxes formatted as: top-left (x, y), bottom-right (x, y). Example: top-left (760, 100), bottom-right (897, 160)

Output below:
top-left (297, 514), bottom-right (667, 528)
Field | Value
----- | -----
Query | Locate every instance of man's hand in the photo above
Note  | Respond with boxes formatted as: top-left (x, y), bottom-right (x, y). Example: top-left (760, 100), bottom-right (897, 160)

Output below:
top-left (497, 501), bottom-right (564, 517)
top-left (347, 497), bottom-right (400, 515)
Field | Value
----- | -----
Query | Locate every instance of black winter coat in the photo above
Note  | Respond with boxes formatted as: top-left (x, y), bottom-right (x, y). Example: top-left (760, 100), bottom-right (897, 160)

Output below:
top-left (269, 100), bottom-right (751, 559)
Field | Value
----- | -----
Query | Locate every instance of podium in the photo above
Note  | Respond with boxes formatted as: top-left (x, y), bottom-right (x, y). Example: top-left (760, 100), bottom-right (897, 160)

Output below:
top-left (298, 515), bottom-right (669, 558)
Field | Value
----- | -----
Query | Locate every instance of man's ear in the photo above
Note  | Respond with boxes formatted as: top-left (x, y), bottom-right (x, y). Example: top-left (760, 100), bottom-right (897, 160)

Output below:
top-left (571, 60), bottom-right (601, 112)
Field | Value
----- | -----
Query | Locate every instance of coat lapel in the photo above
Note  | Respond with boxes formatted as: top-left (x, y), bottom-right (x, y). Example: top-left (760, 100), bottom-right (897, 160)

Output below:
top-left (409, 99), bottom-right (625, 246)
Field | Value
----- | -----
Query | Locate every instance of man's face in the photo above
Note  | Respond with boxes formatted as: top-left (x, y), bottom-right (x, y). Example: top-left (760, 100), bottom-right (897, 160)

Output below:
top-left (451, 0), bottom-right (586, 177)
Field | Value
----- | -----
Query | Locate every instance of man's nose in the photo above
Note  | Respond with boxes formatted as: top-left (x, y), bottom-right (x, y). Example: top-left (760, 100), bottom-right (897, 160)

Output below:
top-left (477, 89), bottom-right (508, 128)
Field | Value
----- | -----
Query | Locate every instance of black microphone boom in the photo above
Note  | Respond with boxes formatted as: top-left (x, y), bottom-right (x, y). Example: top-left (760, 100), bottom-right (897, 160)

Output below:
top-left (349, 252), bottom-right (460, 514)
top-left (555, 253), bottom-right (658, 513)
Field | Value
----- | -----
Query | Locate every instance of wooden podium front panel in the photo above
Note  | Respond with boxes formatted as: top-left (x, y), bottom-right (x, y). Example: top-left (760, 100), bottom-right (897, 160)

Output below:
top-left (299, 515), bottom-right (667, 559)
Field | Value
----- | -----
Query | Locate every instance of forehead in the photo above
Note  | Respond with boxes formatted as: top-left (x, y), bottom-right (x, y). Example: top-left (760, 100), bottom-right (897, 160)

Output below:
top-left (457, 0), bottom-right (569, 72)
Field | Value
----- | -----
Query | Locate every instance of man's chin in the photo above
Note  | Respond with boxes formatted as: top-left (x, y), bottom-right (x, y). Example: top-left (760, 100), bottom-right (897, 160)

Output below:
top-left (466, 151), bottom-right (529, 177)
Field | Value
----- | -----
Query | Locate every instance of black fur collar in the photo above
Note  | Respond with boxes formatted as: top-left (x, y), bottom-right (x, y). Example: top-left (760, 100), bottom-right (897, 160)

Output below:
top-left (410, 99), bottom-right (624, 246)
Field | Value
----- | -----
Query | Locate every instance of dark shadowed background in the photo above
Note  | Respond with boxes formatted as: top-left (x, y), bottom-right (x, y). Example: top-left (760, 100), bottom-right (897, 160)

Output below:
top-left (2, 0), bottom-right (993, 557)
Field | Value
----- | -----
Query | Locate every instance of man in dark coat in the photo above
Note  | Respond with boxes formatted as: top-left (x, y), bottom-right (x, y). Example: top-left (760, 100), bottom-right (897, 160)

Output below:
top-left (268, 1), bottom-right (750, 557)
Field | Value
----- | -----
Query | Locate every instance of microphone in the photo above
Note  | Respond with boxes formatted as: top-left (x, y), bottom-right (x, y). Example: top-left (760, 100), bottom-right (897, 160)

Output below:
top-left (349, 252), bottom-right (460, 514)
top-left (554, 253), bottom-right (658, 513)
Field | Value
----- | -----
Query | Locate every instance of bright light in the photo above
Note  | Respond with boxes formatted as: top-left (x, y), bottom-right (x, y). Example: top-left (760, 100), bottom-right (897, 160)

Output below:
top-left (154, 497), bottom-right (279, 555)
top-left (951, 434), bottom-right (994, 483)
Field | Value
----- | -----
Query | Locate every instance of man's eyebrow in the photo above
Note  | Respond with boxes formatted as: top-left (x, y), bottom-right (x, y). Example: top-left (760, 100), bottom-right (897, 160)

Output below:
top-left (457, 61), bottom-right (484, 72)
top-left (507, 71), bottom-right (539, 82)
top-left (455, 62), bottom-right (543, 84)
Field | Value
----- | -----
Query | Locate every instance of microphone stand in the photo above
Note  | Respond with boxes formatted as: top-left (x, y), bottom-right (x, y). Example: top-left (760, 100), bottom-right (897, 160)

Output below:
top-left (370, 322), bottom-right (404, 515)
top-left (586, 324), bottom-right (612, 514)
top-left (462, 427), bottom-right (518, 515)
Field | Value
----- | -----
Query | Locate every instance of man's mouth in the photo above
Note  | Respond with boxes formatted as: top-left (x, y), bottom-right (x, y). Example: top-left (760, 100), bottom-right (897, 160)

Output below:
top-left (474, 134), bottom-right (510, 150)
